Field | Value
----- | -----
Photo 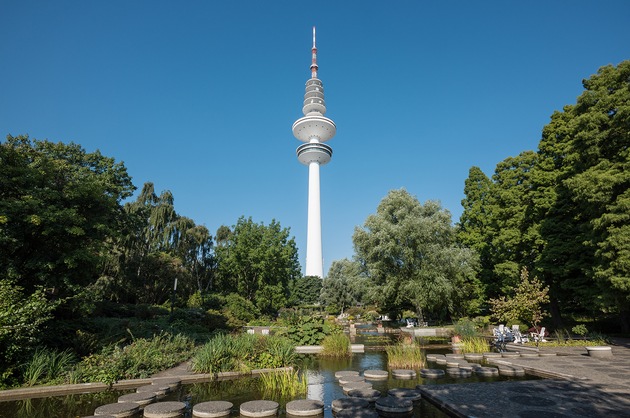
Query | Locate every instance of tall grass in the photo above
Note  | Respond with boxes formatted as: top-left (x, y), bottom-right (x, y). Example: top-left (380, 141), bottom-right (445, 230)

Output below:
top-left (320, 334), bottom-right (351, 358)
top-left (22, 348), bottom-right (75, 386)
top-left (460, 336), bottom-right (490, 353)
top-left (385, 344), bottom-right (425, 369)
top-left (190, 333), bottom-right (297, 374)
top-left (258, 369), bottom-right (307, 399)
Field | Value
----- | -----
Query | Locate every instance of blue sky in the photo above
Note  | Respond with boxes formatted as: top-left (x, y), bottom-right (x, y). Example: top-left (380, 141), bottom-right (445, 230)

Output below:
top-left (2, 1), bottom-right (629, 276)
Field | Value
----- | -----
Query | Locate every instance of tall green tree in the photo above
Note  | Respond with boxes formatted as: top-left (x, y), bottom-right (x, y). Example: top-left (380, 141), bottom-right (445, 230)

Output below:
top-left (353, 189), bottom-right (481, 321)
top-left (0, 135), bottom-right (134, 298)
top-left (289, 276), bottom-right (323, 306)
top-left (320, 259), bottom-right (366, 313)
top-left (215, 217), bottom-right (300, 316)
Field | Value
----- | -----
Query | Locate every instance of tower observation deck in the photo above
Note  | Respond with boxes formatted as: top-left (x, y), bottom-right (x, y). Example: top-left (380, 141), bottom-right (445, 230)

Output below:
top-left (292, 27), bottom-right (336, 278)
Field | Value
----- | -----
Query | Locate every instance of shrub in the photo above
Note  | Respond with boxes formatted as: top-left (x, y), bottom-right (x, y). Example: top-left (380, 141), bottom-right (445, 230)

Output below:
top-left (460, 337), bottom-right (490, 353)
top-left (453, 318), bottom-right (478, 338)
top-left (572, 324), bottom-right (588, 337)
top-left (386, 344), bottom-right (425, 369)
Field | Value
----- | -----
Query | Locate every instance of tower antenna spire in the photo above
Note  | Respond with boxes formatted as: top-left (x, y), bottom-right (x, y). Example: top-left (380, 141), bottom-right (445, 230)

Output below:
top-left (310, 26), bottom-right (318, 78)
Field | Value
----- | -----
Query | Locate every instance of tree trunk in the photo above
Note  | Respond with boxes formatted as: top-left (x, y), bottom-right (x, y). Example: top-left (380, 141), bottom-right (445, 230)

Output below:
top-left (548, 292), bottom-right (564, 329)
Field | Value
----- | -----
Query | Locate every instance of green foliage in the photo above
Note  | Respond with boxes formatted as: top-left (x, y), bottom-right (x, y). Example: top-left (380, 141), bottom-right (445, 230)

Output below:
top-left (282, 315), bottom-right (327, 345)
top-left (490, 267), bottom-right (550, 329)
top-left (459, 336), bottom-right (490, 353)
top-left (75, 332), bottom-right (194, 385)
top-left (572, 324), bottom-right (588, 337)
top-left (222, 293), bottom-right (260, 328)
top-left (22, 348), bottom-right (75, 387)
top-left (320, 259), bottom-right (368, 313)
top-left (190, 333), bottom-right (296, 374)
top-left (215, 217), bottom-right (300, 316)
top-left (320, 334), bottom-right (352, 358)
top-left (289, 276), bottom-right (323, 306)
top-left (0, 279), bottom-right (58, 377)
top-left (258, 369), bottom-right (307, 400)
top-left (453, 318), bottom-right (478, 338)
top-left (353, 189), bottom-right (482, 321)
top-left (385, 343), bottom-right (425, 369)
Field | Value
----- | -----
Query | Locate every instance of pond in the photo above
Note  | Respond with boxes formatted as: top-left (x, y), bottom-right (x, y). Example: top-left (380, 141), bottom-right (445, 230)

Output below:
top-left (0, 350), bottom-right (536, 418)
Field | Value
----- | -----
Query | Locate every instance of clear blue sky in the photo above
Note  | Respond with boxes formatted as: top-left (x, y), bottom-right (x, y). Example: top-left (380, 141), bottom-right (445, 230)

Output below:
top-left (2, 1), bottom-right (629, 276)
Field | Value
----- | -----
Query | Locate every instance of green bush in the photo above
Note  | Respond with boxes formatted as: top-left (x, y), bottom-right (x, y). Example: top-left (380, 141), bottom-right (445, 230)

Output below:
top-left (320, 334), bottom-right (351, 358)
top-left (223, 294), bottom-right (260, 328)
top-left (453, 318), bottom-right (478, 338)
top-left (572, 324), bottom-right (588, 337)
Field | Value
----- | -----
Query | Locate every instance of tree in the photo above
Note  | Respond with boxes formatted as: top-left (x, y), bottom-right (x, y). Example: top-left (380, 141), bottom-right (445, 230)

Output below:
top-left (353, 189), bottom-right (481, 322)
top-left (0, 135), bottom-right (134, 299)
top-left (489, 267), bottom-right (549, 331)
top-left (215, 217), bottom-right (300, 316)
top-left (319, 259), bottom-right (364, 313)
top-left (289, 276), bottom-right (323, 306)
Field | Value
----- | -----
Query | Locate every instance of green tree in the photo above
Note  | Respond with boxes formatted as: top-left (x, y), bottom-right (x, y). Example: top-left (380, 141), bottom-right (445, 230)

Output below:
top-left (489, 267), bottom-right (549, 331)
top-left (0, 135), bottom-right (134, 297)
top-left (353, 189), bottom-right (481, 322)
top-left (215, 217), bottom-right (300, 316)
top-left (320, 259), bottom-right (364, 313)
top-left (289, 276), bottom-right (323, 306)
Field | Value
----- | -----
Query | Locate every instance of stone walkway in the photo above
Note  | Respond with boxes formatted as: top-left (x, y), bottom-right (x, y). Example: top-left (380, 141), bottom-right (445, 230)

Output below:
top-left (419, 339), bottom-right (630, 417)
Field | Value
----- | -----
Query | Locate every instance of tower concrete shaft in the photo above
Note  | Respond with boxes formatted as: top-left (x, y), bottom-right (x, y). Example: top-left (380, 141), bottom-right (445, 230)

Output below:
top-left (292, 27), bottom-right (336, 278)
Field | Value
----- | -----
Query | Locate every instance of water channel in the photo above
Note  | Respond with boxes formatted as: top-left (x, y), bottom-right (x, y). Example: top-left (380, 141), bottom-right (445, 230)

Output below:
top-left (0, 342), bottom-right (537, 418)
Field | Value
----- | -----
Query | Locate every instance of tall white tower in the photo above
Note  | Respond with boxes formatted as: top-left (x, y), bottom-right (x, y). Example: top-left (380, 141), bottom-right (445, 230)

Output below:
top-left (292, 27), bottom-right (336, 278)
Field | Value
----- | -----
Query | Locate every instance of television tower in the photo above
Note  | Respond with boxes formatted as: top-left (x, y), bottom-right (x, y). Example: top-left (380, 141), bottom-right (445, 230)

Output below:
top-left (292, 27), bottom-right (336, 278)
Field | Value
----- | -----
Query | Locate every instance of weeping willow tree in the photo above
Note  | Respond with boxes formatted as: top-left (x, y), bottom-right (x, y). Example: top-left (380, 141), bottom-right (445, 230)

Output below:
top-left (99, 182), bottom-right (214, 304)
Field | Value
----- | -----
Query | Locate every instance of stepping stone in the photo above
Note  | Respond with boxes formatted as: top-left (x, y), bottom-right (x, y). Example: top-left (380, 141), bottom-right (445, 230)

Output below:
top-left (483, 352), bottom-right (501, 358)
top-left (240, 400), bottom-right (279, 417)
top-left (464, 353), bottom-right (483, 361)
top-left (391, 369), bottom-right (416, 379)
top-left (363, 369), bottom-right (388, 380)
top-left (342, 381), bottom-right (373, 392)
top-left (347, 388), bottom-right (381, 402)
top-left (331, 398), bottom-right (369, 413)
top-left (426, 353), bottom-right (438, 362)
top-left (420, 368), bottom-right (445, 378)
top-left (502, 351), bottom-right (520, 358)
top-left (520, 352), bottom-right (539, 358)
top-left (143, 401), bottom-right (186, 418)
top-left (457, 364), bottom-right (475, 372)
top-left (118, 392), bottom-right (156, 407)
top-left (338, 375), bottom-right (365, 384)
top-left (94, 402), bottom-right (139, 417)
top-left (375, 396), bottom-right (413, 414)
top-left (285, 399), bottom-right (324, 416)
top-left (435, 357), bottom-right (447, 365)
top-left (387, 387), bottom-right (422, 402)
top-left (192, 401), bottom-right (233, 417)
top-left (335, 370), bottom-right (360, 379)
top-left (446, 368), bottom-right (472, 378)
top-left (475, 367), bottom-right (499, 377)
top-left (538, 352), bottom-right (556, 357)
top-left (445, 353), bottom-right (465, 359)
top-left (137, 384), bottom-right (171, 398)
top-left (335, 409), bottom-right (379, 418)
top-left (498, 366), bottom-right (525, 377)
top-left (152, 377), bottom-right (182, 391)
top-left (83, 415), bottom-right (115, 418)
top-left (446, 359), bottom-right (467, 367)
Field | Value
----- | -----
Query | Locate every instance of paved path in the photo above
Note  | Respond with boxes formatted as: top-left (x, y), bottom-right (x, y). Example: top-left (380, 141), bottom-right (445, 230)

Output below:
top-left (419, 340), bottom-right (630, 417)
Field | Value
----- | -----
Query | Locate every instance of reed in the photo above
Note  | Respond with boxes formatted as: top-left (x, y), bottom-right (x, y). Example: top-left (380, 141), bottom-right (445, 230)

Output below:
top-left (385, 344), bottom-right (425, 369)
top-left (320, 333), bottom-right (352, 358)
top-left (258, 369), bottom-right (307, 399)
top-left (460, 336), bottom-right (490, 353)
top-left (22, 348), bottom-right (75, 386)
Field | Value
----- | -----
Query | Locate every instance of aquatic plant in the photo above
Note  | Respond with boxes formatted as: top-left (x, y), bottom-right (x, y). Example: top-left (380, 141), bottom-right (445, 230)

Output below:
top-left (22, 348), bottom-right (75, 386)
top-left (320, 333), bottom-right (352, 358)
top-left (385, 344), bottom-right (425, 369)
top-left (258, 369), bottom-right (307, 399)
top-left (459, 336), bottom-right (490, 353)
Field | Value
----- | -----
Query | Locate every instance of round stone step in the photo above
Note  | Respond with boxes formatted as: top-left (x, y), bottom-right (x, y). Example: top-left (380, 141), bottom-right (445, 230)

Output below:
top-left (538, 352), bottom-right (557, 357)
top-left (192, 401), bottom-right (233, 418)
top-left (94, 403), bottom-right (139, 417)
top-left (475, 367), bottom-right (499, 377)
top-left (483, 352), bottom-right (501, 358)
top-left (375, 396), bottom-right (413, 414)
top-left (143, 401), bottom-right (186, 418)
top-left (363, 369), bottom-right (388, 380)
top-left (347, 388), bottom-right (381, 402)
top-left (338, 375), bottom-right (365, 385)
top-left (285, 399), bottom-right (324, 416)
top-left (240, 400), bottom-right (279, 417)
top-left (118, 392), bottom-right (156, 407)
top-left (420, 368), bottom-right (445, 378)
top-left (137, 384), bottom-right (170, 398)
top-left (446, 359), bottom-right (467, 367)
top-left (463, 353), bottom-right (483, 361)
top-left (342, 381), bottom-right (373, 392)
top-left (426, 353), bottom-right (439, 362)
top-left (335, 370), bottom-right (360, 379)
top-left (335, 409), bottom-right (379, 418)
top-left (82, 415), bottom-right (115, 418)
top-left (331, 398), bottom-right (369, 413)
top-left (446, 367), bottom-right (472, 378)
top-left (391, 369), bottom-right (416, 379)
top-left (151, 377), bottom-right (182, 391)
top-left (445, 353), bottom-right (465, 359)
top-left (435, 357), bottom-right (447, 365)
top-left (501, 351), bottom-right (520, 358)
top-left (498, 366), bottom-right (525, 377)
top-left (520, 352), bottom-right (539, 358)
top-left (387, 387), bottom-right (422, 402)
